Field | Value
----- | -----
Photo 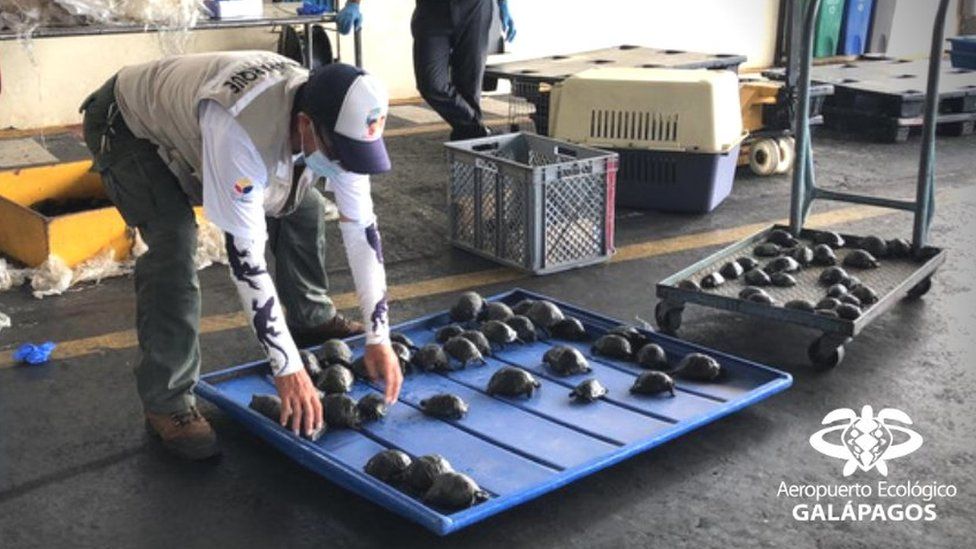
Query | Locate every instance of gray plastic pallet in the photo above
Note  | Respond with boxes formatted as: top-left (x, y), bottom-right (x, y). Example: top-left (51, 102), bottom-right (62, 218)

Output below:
top-left (485, 45), bottom-right (746, 84)
top-left (822, 106), bottom-right (976, 142)
top-left (764, 57), bottom-right (976, 118)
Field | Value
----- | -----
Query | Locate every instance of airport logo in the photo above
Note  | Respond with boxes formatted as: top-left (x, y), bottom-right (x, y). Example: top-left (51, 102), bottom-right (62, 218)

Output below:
top-left (809, 405), bottom-right (923, 477)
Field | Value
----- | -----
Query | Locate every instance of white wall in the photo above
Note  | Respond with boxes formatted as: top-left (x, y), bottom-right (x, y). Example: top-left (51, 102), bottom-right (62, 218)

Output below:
top-left (0, 0), bottom-right (960, 130)
top-left (886, 0), bottom-right (960, 58)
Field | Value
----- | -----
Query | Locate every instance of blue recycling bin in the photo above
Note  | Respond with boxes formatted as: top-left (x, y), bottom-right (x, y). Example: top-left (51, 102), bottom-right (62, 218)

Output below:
top-left (840, 0), bottom-right (874, 55)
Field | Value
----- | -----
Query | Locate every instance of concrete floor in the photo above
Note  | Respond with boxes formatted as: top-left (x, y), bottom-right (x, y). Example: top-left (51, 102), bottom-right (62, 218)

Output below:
top-left (1, 129), bottom-right (974, 548)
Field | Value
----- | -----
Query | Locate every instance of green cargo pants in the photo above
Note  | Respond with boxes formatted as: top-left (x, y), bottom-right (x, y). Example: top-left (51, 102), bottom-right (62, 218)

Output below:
top-left (81, 76), bottom-right (336, 414)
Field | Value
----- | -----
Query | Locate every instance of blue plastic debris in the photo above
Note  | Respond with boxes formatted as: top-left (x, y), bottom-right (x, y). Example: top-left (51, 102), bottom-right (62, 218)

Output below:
top-left (196, 289), bottom-right (792, 535)
top-left (14, 341), bottom-right (56, 365)
top-left (297, 1), bottom-right (331, 15)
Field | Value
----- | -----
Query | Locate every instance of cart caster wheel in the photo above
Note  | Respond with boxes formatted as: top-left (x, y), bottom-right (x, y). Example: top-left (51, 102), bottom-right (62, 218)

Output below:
top-left (749, 138), bottom-right (780, 176)
top-left (906, 277), bottom-right (932, 299)
top-left (774, 137), bottom-right (795, 174)
top-left (808, 339), bottom-right (846, 370)
top-left (655, 302), bottom-right (684, 335)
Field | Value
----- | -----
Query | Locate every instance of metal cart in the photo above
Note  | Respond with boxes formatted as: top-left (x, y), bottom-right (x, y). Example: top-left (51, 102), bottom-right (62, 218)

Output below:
top-left (653, 0), bottom-right (951, 369)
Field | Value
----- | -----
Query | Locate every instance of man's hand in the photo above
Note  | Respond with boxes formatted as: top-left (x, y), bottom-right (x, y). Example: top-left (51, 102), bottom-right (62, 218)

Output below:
top-left (274, 369), bottom-right (324, 437)
top-left (337, 1), bottom-right (363, 35)
top-left (498, 0), bottom-right (516, 42)
top-left (363, 343), bottom-right (403, 404)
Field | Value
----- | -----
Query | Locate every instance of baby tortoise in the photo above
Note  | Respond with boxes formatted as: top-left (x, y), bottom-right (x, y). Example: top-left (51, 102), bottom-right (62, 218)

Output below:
top-left (719, 261), bottom-right (744, 280)
top-left (349, 356), bottom-right (369, 379)
top-left (318, 339), bottom-right (353, 367)
top-left (357, 393), bottom-right (388, 422)
top-left (481, 301), bottom-right (514, 322)
top-left (788, 245), bottom-right (815, 267)
top-left (843, 249), bottom-right (880, 269)
top-left (764, 256), bottom-right (801, 274)
top-left (512, 299), bottom-right (536, 316)
top-left (569, 378), bottom-right (609, 403)
top-left (480, 320), bottom-right (522, 347)
top-left (842, 275), bottom-right (862, 290)
top-left (766, 229), bottom-right (799, 248)
top-left (390, 332), bottom-right (417, 350)
top-left (816, 308), bottom-right (840, 318)
top-left (784, 299), bottom-right (817, 312)
top-left (461, 330), bottom-right (493, 356)
top-left (608, 324), bottom-right (650, 350)
top-left (592, 334), bottom-right (633, 360)
top-left (770, 272), bottom-right (798, 288)
top-left (747, 291), bottom-right (776, 306)
top-left (700, 272), bottom-right (726, 289)
top-left (316, 364), bottom-right (355, 395)
top-left (424, 471), bottom-right (490, 511)
top-left (436, 324), bottom-right (465, 344)
top-left (527, 300), bottom-right (565, 329)
top-left (812, 244), bottom-right (838, 266)
top-left (850, 284), bottom-right (879, 305)
top-left (736, 257), bottom-right (760, 271)
top-left (404, 454), bottom-right (453, 495)
top-left (675, 353), bottom-right (722, 381)
top-left (420, 394), bottom-right (469, 420)
top-left (839, 294), bottom-right (862, 308)
top-left (322, 394), bottom-right (361, 429)
top-left (836, 303), bottom-right (863, 320)
top-left (754, 242), bottom-right (783, 257)
top-left (813, 230), bottom-right (845, 248)
top-left (859, 236), bottom-right (888, 258)
top-left (364, 449), bottom-right (412, 486)
top-left (635, 343), bottom-right (669, 371)
top-left (249, 394), bottom-right (326, 441)
top-left (744, 268), bottom-right (772, 287)
top-left (677, 279), bottom-right (701, 292)
top-left (391, 342), bottom-right (413, 375)
top-left (443, 336), bottom-right (487, 367)
top-left (301, 350), bottom-right (324, 379)
top-left (816, 297), bottom-right (841, 310)
top-left (487, 367), bottom-right (541, 398)
top-left (739, 286), bottom-right (766, 300)
top-left (630, 371), bottom-right (676, 397)
top-left (450, 291), bottom-right (484, 323)
top-left (412, 343), bottom-right (452, 372)
top-left (827, 284), bottom-right (849, 298)
top-left (887, 238), bottom-right (912, 258)
top-left (819, 266), bottom-right (850, 287)
top-left (552, 317), bottom-right (589, 341)
top-left (542, 346), bottom-right (591, 376)
top-left (506, 315), bottom-right (540, 343)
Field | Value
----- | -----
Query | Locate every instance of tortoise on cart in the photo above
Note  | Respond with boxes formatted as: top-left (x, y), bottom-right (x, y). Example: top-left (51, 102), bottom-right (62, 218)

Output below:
top-left (653, 0), bottom-right (951, 369)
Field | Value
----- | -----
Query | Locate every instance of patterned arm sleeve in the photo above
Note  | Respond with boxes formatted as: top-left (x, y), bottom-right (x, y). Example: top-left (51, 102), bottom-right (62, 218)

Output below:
top-left (327, 170), bottom-right (390, 345)
top-left (225, 233), bottom-right (304, 376)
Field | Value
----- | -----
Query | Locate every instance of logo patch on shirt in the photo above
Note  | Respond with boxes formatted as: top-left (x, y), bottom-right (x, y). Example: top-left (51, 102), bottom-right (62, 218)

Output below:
top-left (365, 107), bottom-right (386, 139)
top-left (233, 178), bottom-right (254, 199)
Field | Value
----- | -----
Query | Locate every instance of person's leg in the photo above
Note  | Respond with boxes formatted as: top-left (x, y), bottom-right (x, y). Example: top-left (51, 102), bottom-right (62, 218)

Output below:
top-left (412, 0), bottom-right (481, 136)
top-left (267, 187), bottom-right (335, 330)
top-left (82, 79), bottom-right (203, 417)
top-left (449, 0), bottom-right (493, 137)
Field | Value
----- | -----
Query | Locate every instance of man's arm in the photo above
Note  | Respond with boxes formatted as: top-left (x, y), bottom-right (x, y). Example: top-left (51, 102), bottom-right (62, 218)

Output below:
top-left (325, 169), bottom-right (402, 403)
top-left (200, 101), bottom-right (323, 436)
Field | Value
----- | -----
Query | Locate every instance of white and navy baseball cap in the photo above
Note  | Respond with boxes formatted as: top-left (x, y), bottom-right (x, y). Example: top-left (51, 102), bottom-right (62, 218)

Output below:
top-left (301, 63), bottom-right (390, 174)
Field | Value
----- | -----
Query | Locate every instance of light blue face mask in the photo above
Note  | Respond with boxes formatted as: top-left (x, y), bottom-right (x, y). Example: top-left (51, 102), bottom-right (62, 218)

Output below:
top-left (302, 123), bottom-right (346, 180)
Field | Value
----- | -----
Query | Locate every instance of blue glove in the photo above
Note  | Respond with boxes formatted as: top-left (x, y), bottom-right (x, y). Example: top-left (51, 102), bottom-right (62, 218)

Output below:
top-left (337, 1), bottom-right (362, 35)
top-left (13, 341), bottom-right (56, 365)
top-left (498, 0), bottom-right (516, 42)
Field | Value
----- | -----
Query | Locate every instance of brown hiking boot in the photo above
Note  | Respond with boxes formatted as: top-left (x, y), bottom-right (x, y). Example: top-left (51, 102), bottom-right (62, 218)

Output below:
top-left (290, 314), bottom-right (365, 347)
top-left (145, 407), bottom-right (220, 461)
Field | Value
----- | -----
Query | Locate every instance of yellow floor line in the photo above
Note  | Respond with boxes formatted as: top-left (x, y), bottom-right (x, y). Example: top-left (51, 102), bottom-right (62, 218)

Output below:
top-left (0, 201), bottom-right (905, 368)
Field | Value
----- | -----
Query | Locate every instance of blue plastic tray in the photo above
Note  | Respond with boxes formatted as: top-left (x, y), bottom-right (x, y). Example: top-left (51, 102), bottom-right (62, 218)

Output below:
top-left (196, 289), bottom-right (792, 535)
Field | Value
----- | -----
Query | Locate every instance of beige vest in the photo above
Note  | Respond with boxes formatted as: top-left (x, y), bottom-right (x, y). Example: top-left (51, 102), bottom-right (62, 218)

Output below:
top-left (114, 51), bottom-right (310, 216)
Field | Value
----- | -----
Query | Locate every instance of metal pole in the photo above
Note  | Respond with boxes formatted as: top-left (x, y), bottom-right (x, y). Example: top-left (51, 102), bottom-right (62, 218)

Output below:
top-left (354, 27), bottom-right (363, 68)
top-left (912, 0), bottom-right (950, 252)
top-left (788, 0), bottom-right (821, 235)
top-left (304, 22), bottom-right (313, 69)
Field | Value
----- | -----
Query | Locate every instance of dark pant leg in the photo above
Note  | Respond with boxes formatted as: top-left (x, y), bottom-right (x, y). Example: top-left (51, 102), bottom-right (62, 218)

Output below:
top-left (82, 78), bottom-right (201, 415)
top-left (412, 0), bottom-right (481, 132)
top-left (267, 187), bottom-right (336, 330)
top-left (449, 0), bottom-right (493, 131)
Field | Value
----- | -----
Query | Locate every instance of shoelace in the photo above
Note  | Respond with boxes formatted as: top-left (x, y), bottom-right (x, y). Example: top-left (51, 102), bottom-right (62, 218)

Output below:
top-left (171, 407), bottom-right (201, 427)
